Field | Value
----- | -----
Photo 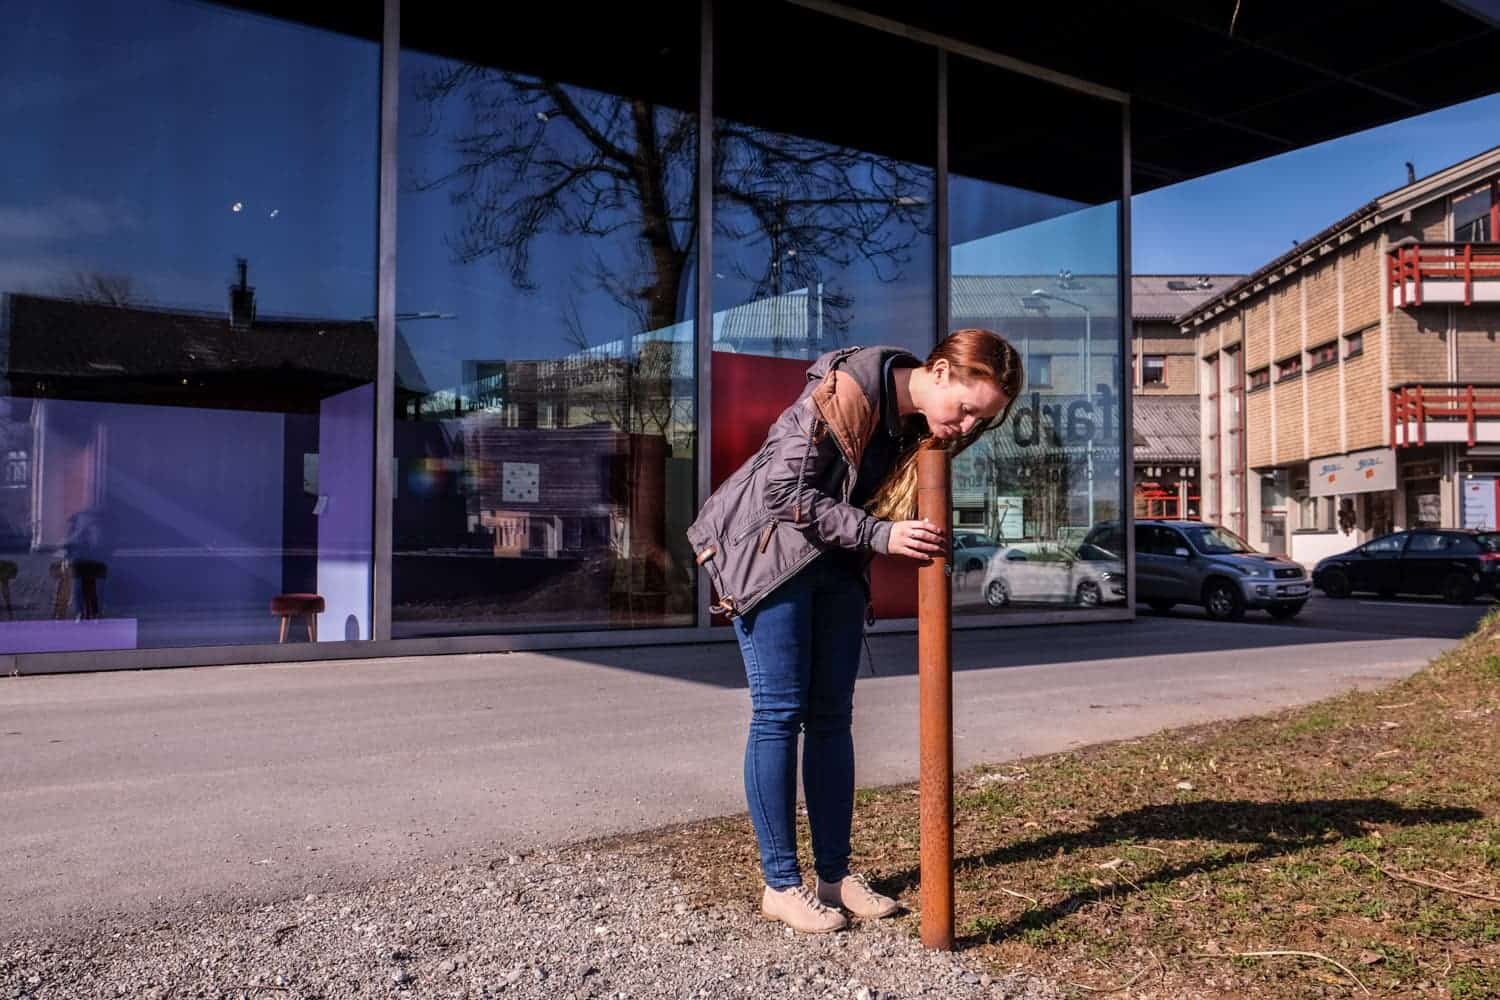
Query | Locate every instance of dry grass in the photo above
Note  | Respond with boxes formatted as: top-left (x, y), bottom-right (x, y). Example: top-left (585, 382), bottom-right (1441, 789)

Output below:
top-left (601, 611), bottom-right (1500, 999)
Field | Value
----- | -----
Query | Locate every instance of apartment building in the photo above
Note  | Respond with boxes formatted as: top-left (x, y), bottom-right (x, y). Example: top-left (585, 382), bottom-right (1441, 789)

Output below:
top-left (1182, 146), bottom-right (1500, 567)
top-left (1130, 275), bottom-right (1242, 518)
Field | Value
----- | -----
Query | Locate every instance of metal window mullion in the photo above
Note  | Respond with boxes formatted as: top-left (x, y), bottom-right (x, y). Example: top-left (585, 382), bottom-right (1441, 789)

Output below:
top-left (782, 0), bottom-right (1127, 105)
top-left (372, 0), bottom-right (400, 642)
top-left (934, 48), bottom-right (948, 353)
top-left (1120, 100), bottom-right (1136, 613)
top-left (694, 0), bottom-right (715, 628)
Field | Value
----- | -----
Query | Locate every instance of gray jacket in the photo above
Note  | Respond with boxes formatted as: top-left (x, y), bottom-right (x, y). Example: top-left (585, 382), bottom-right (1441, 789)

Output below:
top-left (686, 345), bottom-right (916, 618)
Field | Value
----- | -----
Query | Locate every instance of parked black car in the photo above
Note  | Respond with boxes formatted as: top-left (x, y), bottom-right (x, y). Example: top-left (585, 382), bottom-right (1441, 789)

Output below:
top-left (1312, 529), bottom-right (1500, 602)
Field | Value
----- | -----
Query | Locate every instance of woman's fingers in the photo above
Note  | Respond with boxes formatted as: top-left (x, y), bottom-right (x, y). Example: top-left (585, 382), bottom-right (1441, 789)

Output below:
top-left (891, 520), bottom-right (946, 560)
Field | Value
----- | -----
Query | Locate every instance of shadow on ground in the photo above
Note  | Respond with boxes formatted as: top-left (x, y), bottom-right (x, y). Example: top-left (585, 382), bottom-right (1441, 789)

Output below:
top-left (871, 798), bottom-right (1484, 948)
top-left (540, 601), bottom-right (1480, 689)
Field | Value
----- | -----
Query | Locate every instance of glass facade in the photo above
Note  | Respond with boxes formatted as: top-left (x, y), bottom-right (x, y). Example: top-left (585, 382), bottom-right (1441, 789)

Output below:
top-left (0, 1), bottom-right (1131, 662)
top-left (946, 58), bottom-right (1127, 615)
top-left (393, 3), bottom-right (699, 635)
top-left (0, 1), bottom-right (379, 652)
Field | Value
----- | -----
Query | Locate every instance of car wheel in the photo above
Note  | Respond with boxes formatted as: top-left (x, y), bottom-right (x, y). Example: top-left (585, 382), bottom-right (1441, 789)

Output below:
top-left (1075, 580), bottom-right (1102, 608)
top-left (1442, 572), bottom-right (1476, 604)
top-left (1320, 569), bottom-right (1351, 599)
top-left (1147, 600), bottom-right (1174, 614)
top-left (984, 579), bottom-right (1010, 608)
top-left (1267, 602), bottom-right (1304, 620)
top-left (1203, 579), bottom-right (1245, 621)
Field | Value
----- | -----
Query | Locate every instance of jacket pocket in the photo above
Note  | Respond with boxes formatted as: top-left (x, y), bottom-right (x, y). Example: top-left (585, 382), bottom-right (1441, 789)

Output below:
top-left (732, 513), bottom-right (776, 546)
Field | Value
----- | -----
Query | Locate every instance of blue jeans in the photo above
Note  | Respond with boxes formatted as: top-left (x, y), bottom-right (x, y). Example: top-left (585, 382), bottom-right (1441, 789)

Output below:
top-left (732, 555), bottom-right (866, 888)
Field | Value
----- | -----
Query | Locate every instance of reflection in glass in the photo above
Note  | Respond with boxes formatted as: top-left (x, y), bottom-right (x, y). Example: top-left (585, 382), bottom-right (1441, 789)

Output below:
top-left (0, 2), bottom-right (378, 652)
top-left (711, 126), bottom-right (935, 361)
top-left (393, 37), bottom-right (697, 635)
top-left (946, 61), bottom-right (1124, 615)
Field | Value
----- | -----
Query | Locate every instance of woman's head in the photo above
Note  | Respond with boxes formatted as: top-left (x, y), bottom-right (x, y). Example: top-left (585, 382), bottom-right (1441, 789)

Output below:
top-left (866, 329), bottom-right (1023, 521)
top-left (908, 328), bottom-right (1025, 442)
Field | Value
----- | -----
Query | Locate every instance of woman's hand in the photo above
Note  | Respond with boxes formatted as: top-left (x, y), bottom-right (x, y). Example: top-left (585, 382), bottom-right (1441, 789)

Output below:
top-left (887, 519), bottom-right (946, 561)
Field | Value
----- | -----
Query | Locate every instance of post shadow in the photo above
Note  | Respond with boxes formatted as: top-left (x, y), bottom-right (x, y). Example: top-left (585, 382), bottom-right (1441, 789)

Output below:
top-left (871, 798), bottom-right (1483, 947)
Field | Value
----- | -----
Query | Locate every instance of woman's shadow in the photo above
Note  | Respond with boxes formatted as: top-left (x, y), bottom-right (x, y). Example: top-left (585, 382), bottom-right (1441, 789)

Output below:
top-left (874, 798), bottom-right (1482, 946)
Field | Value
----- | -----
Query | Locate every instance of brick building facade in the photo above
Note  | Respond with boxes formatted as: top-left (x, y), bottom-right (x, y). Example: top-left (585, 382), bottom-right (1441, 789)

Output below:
top-left (1130, 275), bottom-right (1242, 518)
top-left (1182, 147), bottom-right (1500, 567)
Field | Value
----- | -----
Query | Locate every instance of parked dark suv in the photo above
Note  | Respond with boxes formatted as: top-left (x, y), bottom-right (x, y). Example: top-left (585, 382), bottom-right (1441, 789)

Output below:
top-left (1312, 529), bottom-right (1500, 602)
top-left (1129, 519), bottom-right (1311, 620)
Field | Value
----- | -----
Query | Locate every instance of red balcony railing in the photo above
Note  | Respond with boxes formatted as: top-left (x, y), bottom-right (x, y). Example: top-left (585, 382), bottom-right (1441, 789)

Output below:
top-left (1390, 382), bottom-right (1500, 447)
top-left (1388, 241), bottom-right (1500, 306)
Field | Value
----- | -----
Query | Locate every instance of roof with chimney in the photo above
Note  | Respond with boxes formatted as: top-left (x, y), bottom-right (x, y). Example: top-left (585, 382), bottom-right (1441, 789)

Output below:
top-left (1131, 275), bottom-right (1244, 322)
top-left (0, 292), bottom-right (387, 412)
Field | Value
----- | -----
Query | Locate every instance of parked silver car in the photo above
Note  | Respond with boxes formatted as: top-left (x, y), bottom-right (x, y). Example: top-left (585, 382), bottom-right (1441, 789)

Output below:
top-left (981, 541), bottom-right (1125, 608)
top-left (1132, 519), bottom-right (1310, 620)
top-left (952, 531), bottom-right (1002, 587)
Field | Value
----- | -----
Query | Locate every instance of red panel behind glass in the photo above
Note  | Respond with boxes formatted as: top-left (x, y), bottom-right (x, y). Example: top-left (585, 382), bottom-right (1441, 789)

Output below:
top-left (710, 352), bottom-right (917, 622)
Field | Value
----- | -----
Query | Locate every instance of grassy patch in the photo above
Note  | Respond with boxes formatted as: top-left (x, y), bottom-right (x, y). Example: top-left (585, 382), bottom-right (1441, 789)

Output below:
top-left (606, 610), bottom-right (1500, 998)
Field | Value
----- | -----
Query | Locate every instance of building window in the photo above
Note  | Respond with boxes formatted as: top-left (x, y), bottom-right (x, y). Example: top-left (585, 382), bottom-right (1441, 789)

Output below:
top-left (1029, 354), bottom-right (1053, 387)
top-left (1308, 341), bottom-right (1337, 371)
top-left (1275, 355), bottom-right (1302, 382)
top-left (1142, 355), bottom-right (1166, 385)
top-left (1454, 183), bottom-right (1495, 242)
top-left (1292, 477), bottom-right (1334, 532)
top-left (1345, 330), bottom-right (1365, 358)
top-left (1248, 367), bottom-right (1270, 392)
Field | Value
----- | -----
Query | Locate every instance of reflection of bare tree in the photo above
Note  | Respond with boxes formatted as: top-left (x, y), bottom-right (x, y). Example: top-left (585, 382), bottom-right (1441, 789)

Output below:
top-left (974, 430), bottom-right (1073, 543)
top-left (410, 64), bottom-right (932, 340)
top-left (54, 272), bottom-right (136, 307)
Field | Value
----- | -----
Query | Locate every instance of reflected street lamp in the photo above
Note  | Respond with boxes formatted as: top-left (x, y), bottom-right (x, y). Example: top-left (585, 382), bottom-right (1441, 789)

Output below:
top-left (1029, 288), bottom-right (1093, 524)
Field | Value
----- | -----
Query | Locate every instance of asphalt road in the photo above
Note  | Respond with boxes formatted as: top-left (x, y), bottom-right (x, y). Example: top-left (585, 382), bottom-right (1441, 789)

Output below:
top-left (1, 595), bottom-right (1489, 935)
top-left (1143, 591), bottom-right (1495, 637)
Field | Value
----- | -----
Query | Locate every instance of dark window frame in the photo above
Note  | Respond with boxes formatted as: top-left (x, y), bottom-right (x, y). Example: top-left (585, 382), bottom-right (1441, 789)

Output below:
top-left (1307, 340), bottom-right (1338, 373)
top-left (1344, 327), bottom-right (1369, 359)
top-left (1141, 354), bottom-right (1167, 385)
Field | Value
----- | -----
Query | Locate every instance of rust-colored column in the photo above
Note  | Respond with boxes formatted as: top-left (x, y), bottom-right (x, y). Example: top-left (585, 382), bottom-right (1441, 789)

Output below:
top-left (916, 448), bottom-right (953, 950)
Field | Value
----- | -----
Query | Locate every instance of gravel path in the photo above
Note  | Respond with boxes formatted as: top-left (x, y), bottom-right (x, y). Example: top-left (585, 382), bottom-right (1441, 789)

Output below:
top-left (2, 844), bottom-right (1062, 1000)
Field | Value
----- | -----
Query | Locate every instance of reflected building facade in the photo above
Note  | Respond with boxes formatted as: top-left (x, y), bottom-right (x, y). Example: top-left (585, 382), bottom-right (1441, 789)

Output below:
top-left (2, 0), bottom-right (1130, 669)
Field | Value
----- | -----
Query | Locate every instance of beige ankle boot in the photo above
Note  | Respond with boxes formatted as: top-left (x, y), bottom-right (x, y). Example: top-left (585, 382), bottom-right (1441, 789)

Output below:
top-left (761, 883), bottom-right (848, 934)
top-left (816, 873), bottom-right (899, 919)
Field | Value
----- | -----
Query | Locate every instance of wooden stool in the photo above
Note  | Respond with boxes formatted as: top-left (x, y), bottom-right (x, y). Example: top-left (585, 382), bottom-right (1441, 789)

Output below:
top-left (271, 593), bottom-right (325, 643)
top-left (0, 561), bottom-right (15, 619)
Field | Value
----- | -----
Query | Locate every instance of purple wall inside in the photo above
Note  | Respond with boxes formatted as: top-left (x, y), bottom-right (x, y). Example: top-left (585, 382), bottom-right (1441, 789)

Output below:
top-left (14, 398), bottom-right (288, 649)
top-left (316, 383), bottom-right (373, 640)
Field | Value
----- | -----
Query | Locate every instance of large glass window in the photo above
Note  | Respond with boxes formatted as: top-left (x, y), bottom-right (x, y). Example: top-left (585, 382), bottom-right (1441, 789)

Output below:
top-left (394, 4), bottom-right (699, 635)
top-left (0, 1), bottom-right (378, 651)
top-left (945, 57), bottom-right (1125, 615)
top-left (708, 4), bottom-right (937, 494)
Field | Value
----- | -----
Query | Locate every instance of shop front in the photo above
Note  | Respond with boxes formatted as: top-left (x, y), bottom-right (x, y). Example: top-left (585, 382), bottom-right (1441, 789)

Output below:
top-left (1, 0), bottom-right (1131, 672)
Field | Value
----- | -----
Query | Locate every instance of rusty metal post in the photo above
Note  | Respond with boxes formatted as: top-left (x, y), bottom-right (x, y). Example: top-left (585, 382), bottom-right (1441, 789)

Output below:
top-left (916, 448), bottom-right (953, 951)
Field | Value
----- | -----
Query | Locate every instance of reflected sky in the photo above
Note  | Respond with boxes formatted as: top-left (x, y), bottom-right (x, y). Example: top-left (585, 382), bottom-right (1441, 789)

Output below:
top-left (0, 1), bottom-right (379, 317)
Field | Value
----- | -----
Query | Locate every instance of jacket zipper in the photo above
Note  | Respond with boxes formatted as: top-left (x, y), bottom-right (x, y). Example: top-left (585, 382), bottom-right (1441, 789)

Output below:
top-left (732, 514), bottom-right (775, 546)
